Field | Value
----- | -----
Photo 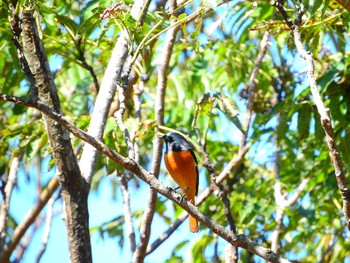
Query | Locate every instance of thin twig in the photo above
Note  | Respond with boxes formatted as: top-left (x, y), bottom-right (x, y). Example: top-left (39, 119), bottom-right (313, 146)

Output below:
top-left (120, 174), bottom-right (136, 253)
top-left (76, 47), bottom-right (99, 92)
top-left (199, 130), bottom-right (237, 234)
top-left (132, 80), bottom-right (145, 163)
top-left (114, 81), bottom-right (135, 159)
top-left (35, 189), bottom-right (61, 263)
top-left (197, 119), bottom-right (239, 260)
top-left (240, 30), bottom-right (270, 148)
top-left (0, 154), bottom-right (22, 235)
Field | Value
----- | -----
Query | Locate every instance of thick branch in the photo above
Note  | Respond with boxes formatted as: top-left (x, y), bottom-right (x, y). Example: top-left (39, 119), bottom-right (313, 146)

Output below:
top-left (79, 0), bottom-right (150, 183)
top-left (79, 30), bottom-right (129, 183)
top-left (0, 94), bottom-right (290, 262)
top-left (7, 8), bottom-right (91, 263)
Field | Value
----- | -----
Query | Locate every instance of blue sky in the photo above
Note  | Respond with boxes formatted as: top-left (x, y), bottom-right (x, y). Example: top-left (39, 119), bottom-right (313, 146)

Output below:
top-left (11, 157), bottom-right (217, 263)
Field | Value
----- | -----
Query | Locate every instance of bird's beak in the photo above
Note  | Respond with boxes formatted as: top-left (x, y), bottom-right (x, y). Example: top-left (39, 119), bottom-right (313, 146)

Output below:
top-left (157, 132), bottom-right (166, 140)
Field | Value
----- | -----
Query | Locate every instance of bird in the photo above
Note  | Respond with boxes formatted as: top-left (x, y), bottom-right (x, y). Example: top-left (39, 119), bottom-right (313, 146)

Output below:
top-left (161, 132), bottom-right (199, 233)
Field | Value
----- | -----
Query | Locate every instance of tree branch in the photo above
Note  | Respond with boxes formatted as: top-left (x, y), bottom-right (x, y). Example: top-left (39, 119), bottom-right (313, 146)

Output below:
top-left (132, 0), bottom-right (179, 261)
top-left (0, 154), bottom-right (22, 236)
top-left (271, 108), bottom-right (310, 252)
top-left (335, 0), bottom-right (350, 12)
top-left (79, 0), bottom-right (150, 184)
top-left (272, 163), bottom-right (310, 252)
top-left (35, 189), bottom-right (61, 263)
top-left (199, 131), bottom-right (238, 234)
top-left (76, 47), bottom-right (100, 92)
top-left (0, 94), bottom-right (291, 262)
top-left (4, 8), bottom-right (91, 263)
top-left (114, 81), bottom-right (135, 159)
top-left (273, 0), bottom-right (350, 231)
top-left (0, 176), bottom-right (59, 261)
top-left (146, 146), bottom-right (249, 255)
top-left (240, 30), bottom-right (270, 148)
top-left (120, 174), bottom-right (136, 253)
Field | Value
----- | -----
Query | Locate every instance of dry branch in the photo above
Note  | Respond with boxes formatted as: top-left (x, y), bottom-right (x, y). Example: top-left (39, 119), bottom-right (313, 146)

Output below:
top-left (0, 93), bottom-right (291, 263)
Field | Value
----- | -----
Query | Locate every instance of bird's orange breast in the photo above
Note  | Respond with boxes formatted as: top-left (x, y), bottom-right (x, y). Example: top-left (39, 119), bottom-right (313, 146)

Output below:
top-left (164, 150), bottom-right (197, 199)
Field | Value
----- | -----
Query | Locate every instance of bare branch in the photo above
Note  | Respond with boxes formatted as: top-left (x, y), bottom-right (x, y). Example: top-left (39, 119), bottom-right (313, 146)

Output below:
top-left (20, 9), bottom-right (91, 263)
top-left (76, 48), bottom-right (99, 92)
top-left (0, 93), bottom-right (291, 262)
top-left (79, 0), bottom-right (150, 183)
top-left (35, 190), bottom-right (61, 263)
top-left (273, 0), bottom-right (350, 231)
top-left (272, 175), bottom-right (310, 252)
top-left (133, 80), bottom-right (145, 163)
top-left (225, 243), bottom-right (238, 263)
top-left (240, 30), bottom-right (270, 148)
top-left (120, 174), bottom-right (136, 253)
top-left (0, 154), bottom-right (22, 235)
top-left (285, 178), bottom-right (310, 207)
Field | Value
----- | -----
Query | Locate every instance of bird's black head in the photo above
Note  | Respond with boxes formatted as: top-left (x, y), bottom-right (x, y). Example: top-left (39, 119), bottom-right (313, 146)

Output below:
top-left (161, 132), bottom-right (193, 153)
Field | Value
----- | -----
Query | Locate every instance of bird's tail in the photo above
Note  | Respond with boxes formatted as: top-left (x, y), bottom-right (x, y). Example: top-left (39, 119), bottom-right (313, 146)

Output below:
top-left (189, 198), bottom-right (198, 233)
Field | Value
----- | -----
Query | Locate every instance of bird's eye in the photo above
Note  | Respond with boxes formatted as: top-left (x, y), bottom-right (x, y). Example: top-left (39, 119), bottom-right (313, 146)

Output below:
top-left (167, 136), bottom-right (173, 142)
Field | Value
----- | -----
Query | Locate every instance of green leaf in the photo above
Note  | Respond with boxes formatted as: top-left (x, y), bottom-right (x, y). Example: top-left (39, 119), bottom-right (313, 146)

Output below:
top-left (195, 93), bottom-right (214, 115)
top-left (310, 0), bottom-right (322, 16)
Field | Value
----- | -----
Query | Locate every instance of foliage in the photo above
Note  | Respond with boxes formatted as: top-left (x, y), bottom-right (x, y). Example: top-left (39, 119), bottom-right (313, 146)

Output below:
top-left (0, 0), bottom-right (350, 262)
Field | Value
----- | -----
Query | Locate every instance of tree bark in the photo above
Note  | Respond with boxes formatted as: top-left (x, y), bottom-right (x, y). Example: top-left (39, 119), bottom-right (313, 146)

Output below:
top-left (11, 9), bottom-right (92, 263)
